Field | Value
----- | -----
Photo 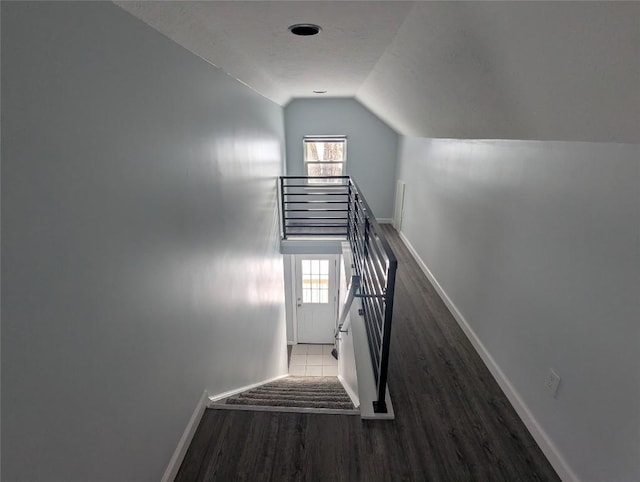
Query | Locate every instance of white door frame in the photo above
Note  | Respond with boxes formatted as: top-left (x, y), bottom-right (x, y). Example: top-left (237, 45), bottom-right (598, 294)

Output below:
top-left (289, 255), bottom-right (299, 344)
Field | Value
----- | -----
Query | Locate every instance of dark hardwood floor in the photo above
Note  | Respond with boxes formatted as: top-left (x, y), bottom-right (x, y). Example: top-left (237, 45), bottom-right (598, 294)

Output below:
top-left (176, 225), bottom-right (560, 482)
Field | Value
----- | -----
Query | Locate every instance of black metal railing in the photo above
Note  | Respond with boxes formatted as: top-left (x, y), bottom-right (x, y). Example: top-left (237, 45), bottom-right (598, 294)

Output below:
top-left (347, 179), bottom-right (397, 413)
top-left (279, 176), bottom-right (397, 413)
top-left (280, 176), bottom-right (350, 238)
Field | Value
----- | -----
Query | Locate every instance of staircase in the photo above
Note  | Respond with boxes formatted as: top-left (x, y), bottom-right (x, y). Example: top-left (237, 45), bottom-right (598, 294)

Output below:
top-left (279, 176), bottom-right (397, 414)
top-left (212, 377), bottom-right (358, 415)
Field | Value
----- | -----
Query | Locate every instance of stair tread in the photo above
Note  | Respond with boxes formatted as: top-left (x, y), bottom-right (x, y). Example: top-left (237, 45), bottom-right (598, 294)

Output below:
top-left (235, 393), bottom-right (351, 402)
top-left (241, 386), bottom-right (347, 392)
top-left (264, 386), bottom-right (344, 392)
top-left (268, 382), bottom-right (343, 388)
top-left (273, 376), bottom-right (340, 383)
top-left (226, 397), bottom-right (354, 409)
top-left (255, 386), bottom-right (343, 389)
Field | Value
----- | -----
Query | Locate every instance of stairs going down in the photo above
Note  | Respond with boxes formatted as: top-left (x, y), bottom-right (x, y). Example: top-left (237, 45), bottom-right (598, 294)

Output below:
top-left (213, 377), bottom-right (358, 415)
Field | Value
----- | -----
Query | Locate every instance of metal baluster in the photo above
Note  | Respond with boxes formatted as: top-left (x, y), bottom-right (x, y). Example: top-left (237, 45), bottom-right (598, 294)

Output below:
top-left (280, 177), bottom-right (287, 239)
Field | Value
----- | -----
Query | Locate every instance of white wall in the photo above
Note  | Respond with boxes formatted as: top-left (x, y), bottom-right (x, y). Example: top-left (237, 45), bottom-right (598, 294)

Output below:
top-left (1, 3), bottom-right (287, 481)
top-left (284, 98), bottom-right (398, 220)
top-left (283, 255), bottom-right (295, 344)
top-left (397, 137), bottom-right (640, 481)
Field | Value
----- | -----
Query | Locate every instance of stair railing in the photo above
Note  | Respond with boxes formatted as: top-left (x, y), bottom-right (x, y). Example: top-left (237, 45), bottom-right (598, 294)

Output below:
top-left (346, 179), bottom-right (397, 413)
top-left (278, 176), bottom-right (397, 413)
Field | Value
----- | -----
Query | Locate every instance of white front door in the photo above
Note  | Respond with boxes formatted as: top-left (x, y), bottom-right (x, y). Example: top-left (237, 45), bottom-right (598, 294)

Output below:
top-left (295, 255), bottom-right (338, 344)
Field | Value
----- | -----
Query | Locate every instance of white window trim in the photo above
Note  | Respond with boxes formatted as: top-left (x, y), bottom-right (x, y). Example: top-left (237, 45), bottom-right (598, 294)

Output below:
top-left (303, 135), bottom-right (347, 179)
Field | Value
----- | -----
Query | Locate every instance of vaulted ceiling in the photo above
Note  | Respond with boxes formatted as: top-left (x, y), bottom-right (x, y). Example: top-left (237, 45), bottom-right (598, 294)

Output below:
top-left (116, 1), bottom-right (639, 143)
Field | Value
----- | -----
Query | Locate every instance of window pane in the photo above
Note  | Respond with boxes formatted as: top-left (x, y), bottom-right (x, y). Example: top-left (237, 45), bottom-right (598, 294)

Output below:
top-left (304, 141), bottom-right (345, 163)
top-left (307, 163), bottom-right (343, 177)
top-left (321, 290), bottom-right (328, 303)
top-left (305, 142), bottom-right (318, 162)
top-left (322, 142), bottom-right (344, 162)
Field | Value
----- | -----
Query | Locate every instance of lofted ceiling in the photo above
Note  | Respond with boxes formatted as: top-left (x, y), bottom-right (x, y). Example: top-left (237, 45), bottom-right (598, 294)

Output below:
top-left (115, 1), bottom-right (639, 143)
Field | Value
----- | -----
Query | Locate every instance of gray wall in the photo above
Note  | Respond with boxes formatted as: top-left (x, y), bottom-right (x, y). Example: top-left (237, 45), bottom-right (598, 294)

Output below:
top-left (284, 98), bottom-right (398, 220)
top-left (397, 137), bottom-right (640, 481)
top-left (1, 2), bottom-right (287, 481)
top-left (358, 2), bottom-right (640, 142)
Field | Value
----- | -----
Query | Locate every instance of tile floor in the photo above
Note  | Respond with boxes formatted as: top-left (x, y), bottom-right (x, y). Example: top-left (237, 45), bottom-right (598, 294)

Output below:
top-left (289, 344), bottom-right (338, 377)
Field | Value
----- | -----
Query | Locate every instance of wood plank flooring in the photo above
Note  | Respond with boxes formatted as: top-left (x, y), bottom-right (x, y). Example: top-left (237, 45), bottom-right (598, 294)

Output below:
top-left (176, 225), bottom-right (560, 481)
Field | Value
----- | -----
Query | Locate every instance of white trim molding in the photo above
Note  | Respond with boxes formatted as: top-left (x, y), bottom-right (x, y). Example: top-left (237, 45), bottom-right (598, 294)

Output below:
top-left (376, 218), bottom-right (393, 224)
top-left (207, 374), bottom-right (289, 403)
top-left (161, 390), bottom-right (209, 482)
top-left (398, 231), bottom-right (580, 482)
top-left (291, 254), bottom-right (299, 345)
top-left (209, 403), bottom-right (359, 416)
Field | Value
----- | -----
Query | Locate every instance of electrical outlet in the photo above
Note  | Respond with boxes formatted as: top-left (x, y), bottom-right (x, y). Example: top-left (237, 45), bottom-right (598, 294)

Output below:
top-left (545, 369), bottom-right (561, 398)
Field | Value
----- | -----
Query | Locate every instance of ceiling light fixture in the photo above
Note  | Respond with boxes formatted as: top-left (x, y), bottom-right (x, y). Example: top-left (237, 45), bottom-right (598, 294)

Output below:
top-left (288, 24), bottom-right (322, 36)
top-left (313, 90), bottom-right (327, 94)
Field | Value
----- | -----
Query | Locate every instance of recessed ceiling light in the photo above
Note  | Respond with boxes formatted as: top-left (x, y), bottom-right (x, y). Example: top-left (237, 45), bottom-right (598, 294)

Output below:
top-left (313, 90), bottom-right (327, 94)
top-left (288, 24), bottom-right (322, 36)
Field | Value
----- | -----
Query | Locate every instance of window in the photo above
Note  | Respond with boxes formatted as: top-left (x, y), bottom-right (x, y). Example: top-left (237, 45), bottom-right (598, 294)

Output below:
top-left (301, 259), bottom-right (329, 303)
top-left (303, 136), bottom-right (346, 182)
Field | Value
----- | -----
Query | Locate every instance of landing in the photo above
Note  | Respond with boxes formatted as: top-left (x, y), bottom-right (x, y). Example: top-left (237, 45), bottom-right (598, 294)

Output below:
top-left (288, 343), bottom-right (337, 377)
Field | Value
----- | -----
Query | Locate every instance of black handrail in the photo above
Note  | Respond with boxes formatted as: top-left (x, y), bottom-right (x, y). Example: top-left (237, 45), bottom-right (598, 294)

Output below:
top-left (279, 176), bottom-right (397, 413)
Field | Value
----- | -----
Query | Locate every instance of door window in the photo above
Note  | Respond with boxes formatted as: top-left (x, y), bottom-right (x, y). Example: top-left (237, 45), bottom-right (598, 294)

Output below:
top-left (301, 259), bottom-right (329, 303)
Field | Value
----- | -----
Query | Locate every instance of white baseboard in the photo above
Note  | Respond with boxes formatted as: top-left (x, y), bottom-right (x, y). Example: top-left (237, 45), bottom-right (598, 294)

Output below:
top-left (161, 390), bottom-right (209, 482)
top-left (377, 218), bottom-right (393, 224)
top-left (398, 231), bottom-right (579, 482)
top-left (207, 374), bottom-right (289, 402)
